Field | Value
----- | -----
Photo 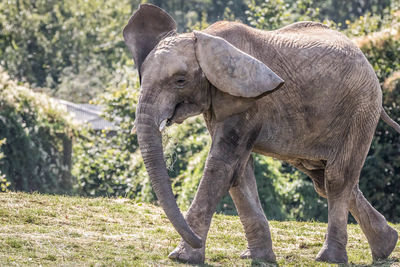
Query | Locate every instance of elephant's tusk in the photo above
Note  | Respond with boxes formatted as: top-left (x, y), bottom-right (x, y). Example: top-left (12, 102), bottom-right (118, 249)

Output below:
top-left (159, 119), bottom-right (168, 132)
top-left (131, 120), bottom-right (137, 134)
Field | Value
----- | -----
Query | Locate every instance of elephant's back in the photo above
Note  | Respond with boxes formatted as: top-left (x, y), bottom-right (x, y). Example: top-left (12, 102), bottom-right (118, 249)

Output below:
top-left (205, 21), bottom-right (382, 160)
top-left (265, 21), bottom-right (380, 100)
top-left (270, 21), bottom-right (362, 59)
top-left (254, 22), bottom-right (382, 159)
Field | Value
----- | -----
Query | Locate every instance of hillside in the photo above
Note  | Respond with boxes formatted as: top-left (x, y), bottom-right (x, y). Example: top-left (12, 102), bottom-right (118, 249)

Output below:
top-left (0, 193), bottom-right (399, 266)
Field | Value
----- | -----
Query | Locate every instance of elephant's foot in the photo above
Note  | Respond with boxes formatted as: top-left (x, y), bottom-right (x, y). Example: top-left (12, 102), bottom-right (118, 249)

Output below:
top-left (370, 225), bottom-right (398, 261)
top-left (240, 247), bottom-right (276, 262)
top-left (315, 242), bottom-right (348, 264)
top-left (168, 241), bottom-right (205, 264)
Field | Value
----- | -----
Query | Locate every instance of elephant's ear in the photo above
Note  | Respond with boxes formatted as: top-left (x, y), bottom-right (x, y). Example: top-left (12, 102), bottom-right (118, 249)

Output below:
top-left (194, 31), bottom-right (284, 98)
top-left (123, 4), bottom-right (177, 77)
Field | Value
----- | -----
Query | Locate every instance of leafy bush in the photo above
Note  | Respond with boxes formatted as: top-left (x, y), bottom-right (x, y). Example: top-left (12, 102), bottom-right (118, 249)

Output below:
top-left (0, 138), bottom-right (10, 192)
top-left (145, 0), bottom-right (249, 31)
top-left (246, 0), bottom-right (321, 30)
top-left (72, 67), bottom-right (140, 197)
top-left (0, 69), bottom-right (76, 193)
top-left (356, 24), bottom-right (400, 83)
top-left (0, 0), bottom-right (135, 101)
top-left (316, 0), bottom-right (392, 27)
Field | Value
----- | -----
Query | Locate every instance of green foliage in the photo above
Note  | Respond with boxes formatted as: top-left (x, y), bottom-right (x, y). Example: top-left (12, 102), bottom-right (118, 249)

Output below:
top-left (256, 158), bottom-right (327, 221)
top-left (246, 0), bottom-right (320, 30)
top-left (186, 11), bottom-right (211, 31)
top-left (144, 0), bottom-right (249, 31)
top-left (0, 138), bottom-right (10, 192)
top-left (316, 0), bottom-right (392, 27)
top-left (343, 13), bottom-right (384, 37)
top-left (246, 0), bottom-right (398, 31)
top-left (0, 0), bottom-right (134, 101)
top-left (72, 67), bottom-right (140, 197)
top-left (342, 3), bottom-right (400, 37)
top-left (357, 26), bottom-right (400, 83)
top-left (0, 69), bottom-right (75, 193)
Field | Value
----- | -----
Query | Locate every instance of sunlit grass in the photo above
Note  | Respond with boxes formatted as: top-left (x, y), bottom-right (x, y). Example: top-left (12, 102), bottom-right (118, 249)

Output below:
top-left (0, 192), bottom-right (398, 266)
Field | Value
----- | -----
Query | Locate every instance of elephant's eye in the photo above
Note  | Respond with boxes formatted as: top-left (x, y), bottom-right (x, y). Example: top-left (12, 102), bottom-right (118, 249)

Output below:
top-left (175, 78), bottom-right (186, 87)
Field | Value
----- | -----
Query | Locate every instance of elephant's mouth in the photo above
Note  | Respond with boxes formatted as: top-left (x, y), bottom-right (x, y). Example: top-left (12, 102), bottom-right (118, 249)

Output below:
top-left (158, 101), bottom-right (202, 132)
top-left (169, 101), bottom-right (200, 124)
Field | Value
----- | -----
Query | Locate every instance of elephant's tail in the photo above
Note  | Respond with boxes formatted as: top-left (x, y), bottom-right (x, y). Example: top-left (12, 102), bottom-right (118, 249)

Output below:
top-left (381, 107), bottom-right (400, 134)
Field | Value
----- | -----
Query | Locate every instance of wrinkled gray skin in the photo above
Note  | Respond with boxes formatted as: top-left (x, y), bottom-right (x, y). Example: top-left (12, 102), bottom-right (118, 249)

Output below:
top-left (123, 4), bottom-right (399, 264)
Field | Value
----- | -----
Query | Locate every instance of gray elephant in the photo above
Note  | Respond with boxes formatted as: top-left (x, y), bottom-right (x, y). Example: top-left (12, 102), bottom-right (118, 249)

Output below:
top-left (123, 4), bottom-right (399, 264)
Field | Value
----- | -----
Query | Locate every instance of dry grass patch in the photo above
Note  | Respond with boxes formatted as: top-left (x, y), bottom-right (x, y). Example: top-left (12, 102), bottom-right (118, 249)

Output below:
top-left (0, 192), bottom-right (399, 266)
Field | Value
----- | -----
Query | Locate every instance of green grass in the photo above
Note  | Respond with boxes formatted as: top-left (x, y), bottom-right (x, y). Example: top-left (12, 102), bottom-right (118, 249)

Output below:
top-left (0, 192), bottom-right (399, 266)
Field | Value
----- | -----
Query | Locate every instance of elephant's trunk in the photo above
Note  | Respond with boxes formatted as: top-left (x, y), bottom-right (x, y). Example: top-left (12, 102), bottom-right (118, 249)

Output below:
top-left (135, 100), bottom-right (202, 248)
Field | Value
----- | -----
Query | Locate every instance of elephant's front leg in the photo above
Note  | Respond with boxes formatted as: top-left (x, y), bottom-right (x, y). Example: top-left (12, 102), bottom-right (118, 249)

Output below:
top-left (169, 118), bottom-right (260, 264)
top-left (168, 156), bottom-right (235, 263)
top-left (230, 156), bottom-right (276, 262)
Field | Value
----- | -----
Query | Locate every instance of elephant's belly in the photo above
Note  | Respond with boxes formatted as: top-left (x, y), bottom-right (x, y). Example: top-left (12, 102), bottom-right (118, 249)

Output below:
top-left (252, 147), bottom-right (327, 173)
top-left (287, 158), bottom-right (326, 170)
top-left (252, 141), bottom-right (331, 163)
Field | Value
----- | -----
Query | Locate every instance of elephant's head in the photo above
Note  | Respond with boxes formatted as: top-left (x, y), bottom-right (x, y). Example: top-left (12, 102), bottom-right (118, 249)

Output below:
top-left (123, 4), bottom-right (283, 248)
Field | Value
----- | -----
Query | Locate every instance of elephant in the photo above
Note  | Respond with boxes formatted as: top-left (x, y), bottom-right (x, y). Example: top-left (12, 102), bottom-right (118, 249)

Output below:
top-left (123, 4), bottom-right (400, 264)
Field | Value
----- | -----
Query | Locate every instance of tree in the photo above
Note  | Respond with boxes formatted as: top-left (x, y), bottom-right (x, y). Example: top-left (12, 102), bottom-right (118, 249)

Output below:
top-left (0, 69), bottom-right (76, 193)
top-left (0, 0), bottom-right (135, 101)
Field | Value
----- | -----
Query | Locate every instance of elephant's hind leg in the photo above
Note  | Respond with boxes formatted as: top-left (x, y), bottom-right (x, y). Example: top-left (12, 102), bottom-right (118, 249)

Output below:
top-left (349, 185), bottom-right (398, 261)
top-left (306, 167), bottom-right (398, 262)
top-left (314, 160), bottom-right (357, 264)
top-left (229, 156), bottom-right (276, 262)
top-left (316, 111), bottom-right (382, 263)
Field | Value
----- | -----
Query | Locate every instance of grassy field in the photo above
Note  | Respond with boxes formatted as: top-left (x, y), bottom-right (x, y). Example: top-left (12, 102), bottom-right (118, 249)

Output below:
top-left (0, 192), bottom-right (399, 266)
